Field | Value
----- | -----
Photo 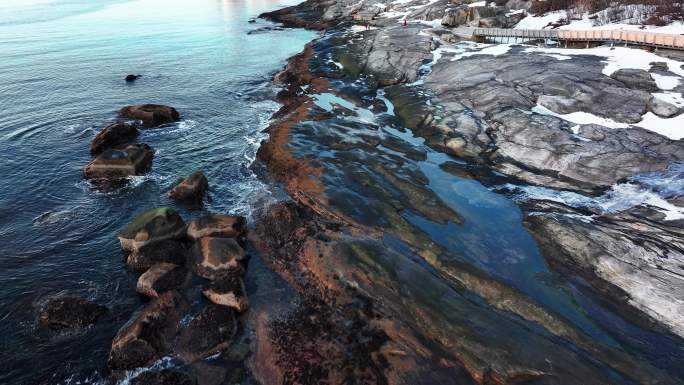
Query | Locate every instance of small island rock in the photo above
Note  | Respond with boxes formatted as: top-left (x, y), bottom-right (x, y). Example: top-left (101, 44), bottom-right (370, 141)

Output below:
top-left (125, 239), bottom-right (188, 272)
top-left (38, 296), bottom-right (107, 331)
top-left (90, 122), bottom-right (139, 155)
top-left (83, 144), bottom-right (153, 180)
top-left (119, 104), bottom-right (180, 127)
top-left (168, 171), bottom-right (209, 203)
top-left (125, 74), bottom-right (141, 82)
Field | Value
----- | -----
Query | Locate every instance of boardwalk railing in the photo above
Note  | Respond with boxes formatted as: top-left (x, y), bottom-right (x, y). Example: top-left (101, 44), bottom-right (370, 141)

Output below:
top-left (468, 27), bottom-right (684, 50)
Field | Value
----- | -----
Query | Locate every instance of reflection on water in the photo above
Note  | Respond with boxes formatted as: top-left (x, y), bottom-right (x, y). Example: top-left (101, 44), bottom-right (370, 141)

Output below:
top-left (0, 0), bottom-right (314, 383)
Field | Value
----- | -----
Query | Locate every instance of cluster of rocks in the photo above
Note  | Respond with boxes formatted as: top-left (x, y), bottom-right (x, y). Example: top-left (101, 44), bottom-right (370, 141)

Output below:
top-left (110, 207), bottom-right (249, 373)
top-left (84, 104), bottom-right (179, 181)
top-left (82, 104), bottom-right (210, 203)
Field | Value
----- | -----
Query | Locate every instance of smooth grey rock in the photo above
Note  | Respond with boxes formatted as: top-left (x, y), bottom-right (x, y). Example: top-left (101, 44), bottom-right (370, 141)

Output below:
top-left (649, 96), bottom-right (680, 118)
top-left (610, 68), bottom-right (658, 91)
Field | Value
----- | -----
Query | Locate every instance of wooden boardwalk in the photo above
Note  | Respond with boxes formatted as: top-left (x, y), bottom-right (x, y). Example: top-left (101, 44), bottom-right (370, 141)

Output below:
top-left (452, 27), bottom-right (684, 50)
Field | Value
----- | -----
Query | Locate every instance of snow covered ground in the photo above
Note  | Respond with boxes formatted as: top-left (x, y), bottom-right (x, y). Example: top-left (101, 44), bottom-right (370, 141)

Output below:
top-left (515, 10), bottom-right (684, 34)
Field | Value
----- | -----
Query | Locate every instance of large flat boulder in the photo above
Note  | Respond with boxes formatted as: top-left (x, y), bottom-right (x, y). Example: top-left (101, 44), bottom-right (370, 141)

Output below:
top-left (119, 104), bottom-right (180, 127)
top-left (108, 291), bottom-right (186, 370)
top-left (136, 263), bottom-right (189, 298)
top-left (119, 208), bottom-right (186, 252)
top-left (186, 214), bottom-right (245, 241)
top-left (83, 144), bottom-right (153, 180)
top-left (90, 122), bottom-right (139, 155)
top-left (175, 304), bottom-right (236, 362)
top-left (38, 296), bottom-right (107, 331)
top-left (168, 171), bottom-right (209, 203)
top-left (202, 276), bottom-right (249, 313)
top-left (191, 237), bottom-right (246, 280)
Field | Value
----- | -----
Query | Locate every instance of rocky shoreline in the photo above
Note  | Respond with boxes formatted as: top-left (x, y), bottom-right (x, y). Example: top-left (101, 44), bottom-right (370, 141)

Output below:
top-left (245, 0), bottom-right (684, 383)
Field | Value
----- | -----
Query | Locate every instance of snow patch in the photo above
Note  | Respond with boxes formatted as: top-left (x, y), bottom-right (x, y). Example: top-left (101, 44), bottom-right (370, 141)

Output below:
top-left (532, 104), bottom-right (629, 129)
top-left (634, 112), bottom-right (684, 140)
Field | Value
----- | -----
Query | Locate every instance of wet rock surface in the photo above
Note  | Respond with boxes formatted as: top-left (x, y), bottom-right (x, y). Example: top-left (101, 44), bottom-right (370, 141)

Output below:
top-left (119, 104), bottom-right (180, 127)
top-left (130, 369), bottom-right (196, 385)
top-left (186, 214), bottom-right (245, 241)
top-left (89, 122), bottom-right (139, 155)
top-left (202, 276), bottom-right (249, 313)
top-left (247, 2), bottom-right (684, 383)
top-left (108, 291), bottom-right (187, 370)
top-left (176, 304), bottom-right (237, 362)
top-left (37, 296), bottom-right (107, 331)
top-left (83, 143), bottom-right (154, 180)
top-left (136, 263), bottom-right (189, 298)
top-left (125, 239), bottom-right (189, 272)
top-left (118, 207), bottom-right (186, 252)
top-left (168, 170), bottom-right (209, 203)
top-left (191, 237), bottom-right (246, 279)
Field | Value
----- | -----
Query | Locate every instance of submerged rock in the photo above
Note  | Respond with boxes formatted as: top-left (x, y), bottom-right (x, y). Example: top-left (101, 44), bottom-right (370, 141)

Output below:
top-left (90, 122), bottom-right (139, 155)
top-left (125, 239), bottom-right (188, 272)
top-left (176, 304), bottom-right (237, 362)
top-left (168, 171), bottom-right (209, 203)
top-left (118, 207), bottom-right (186, 252)
top-left (131, 369), bottom-right (195, 385)
top-left (191, 237), bottom-right (246, 279)
top-left (186, 214), bottom-right (245, 241)
top-left (108, 291), bottom-right (186, 370)
top-left (38, 296), bottom-right (107, 331)
top-left (125, 74), bottom-right (141, 82)
top-left (136, 263), bottom-right (189, 298)
top-left (83, 144), bottom-right (153, 180)
top-left (202, 276), bottom-right (249, 313)
top-left (119, 104), bottom-right (180, 127)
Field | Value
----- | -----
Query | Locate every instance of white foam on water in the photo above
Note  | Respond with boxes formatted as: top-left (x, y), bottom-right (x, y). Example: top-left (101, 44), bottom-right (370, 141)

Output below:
top-left (502, 163), bottom-right (684, 221)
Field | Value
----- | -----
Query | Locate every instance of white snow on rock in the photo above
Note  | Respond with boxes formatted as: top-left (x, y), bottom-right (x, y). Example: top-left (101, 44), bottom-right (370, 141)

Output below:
top-left (523, 45), bottom-right (684, 78)
top-left (515, 11), bottom-right (566, 29)
top-left (532, 104), bottom-right (630, 129)
top-left (635, 112), bottom-right (684, 140)
top-left (653, 92), bottom-right (684, 108)
top-left (468, 1), bottom-right (486, 7)
top-left (651, 73), bottom-right (681, 91)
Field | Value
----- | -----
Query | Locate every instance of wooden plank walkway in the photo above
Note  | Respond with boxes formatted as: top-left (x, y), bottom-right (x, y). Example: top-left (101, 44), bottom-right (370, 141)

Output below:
top-left (452, 27), bottom-right (684, 50)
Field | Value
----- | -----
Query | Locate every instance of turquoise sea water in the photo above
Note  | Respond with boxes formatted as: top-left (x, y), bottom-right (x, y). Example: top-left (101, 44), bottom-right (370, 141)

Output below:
top-left (0, 1), bottom-right (313, 383)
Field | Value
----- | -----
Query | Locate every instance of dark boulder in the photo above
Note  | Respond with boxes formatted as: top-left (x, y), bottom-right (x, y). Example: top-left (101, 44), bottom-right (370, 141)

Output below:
top-left (119, 104), bottom-right (180, 127)
top-left (108, 291), bottom-right (186, 370)
top-left (125, 240), bottom-right (188, 272)
top-left (83, 144), bottom-right (153, 180)
top-left (191, 237), bottom-right (246, 280)
top-left (168, 171), bottom-right (209, 203)
top-left (610, 68), bottom-right (658, 91)
top-left (136, 263), bottom-right (189, 298)
top-left (125, 74), bottom-right (141, 82)
top-left (202, 276), bottom-right (249, 313)
top-left (90, 122), bottom-right (139, 155)
top-left (176, 304), bottom-right (236, 362)
top-left (131, 369), bottom-right (195, 385)
top-left (118, 207), bottom-right (186, 252)
top-left (186, 214), bottom-right (245, 241)
top-left (38, 296), bottom-right (107, 331)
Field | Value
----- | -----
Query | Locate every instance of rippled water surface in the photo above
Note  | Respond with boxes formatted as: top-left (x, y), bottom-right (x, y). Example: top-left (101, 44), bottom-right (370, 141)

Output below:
top-left (0, 1), bottom-right (314, 383)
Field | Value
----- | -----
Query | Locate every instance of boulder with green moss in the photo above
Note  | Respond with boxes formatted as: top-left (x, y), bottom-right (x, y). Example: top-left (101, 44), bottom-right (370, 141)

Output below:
top-left (119, 207), bottom-right (186, 252)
